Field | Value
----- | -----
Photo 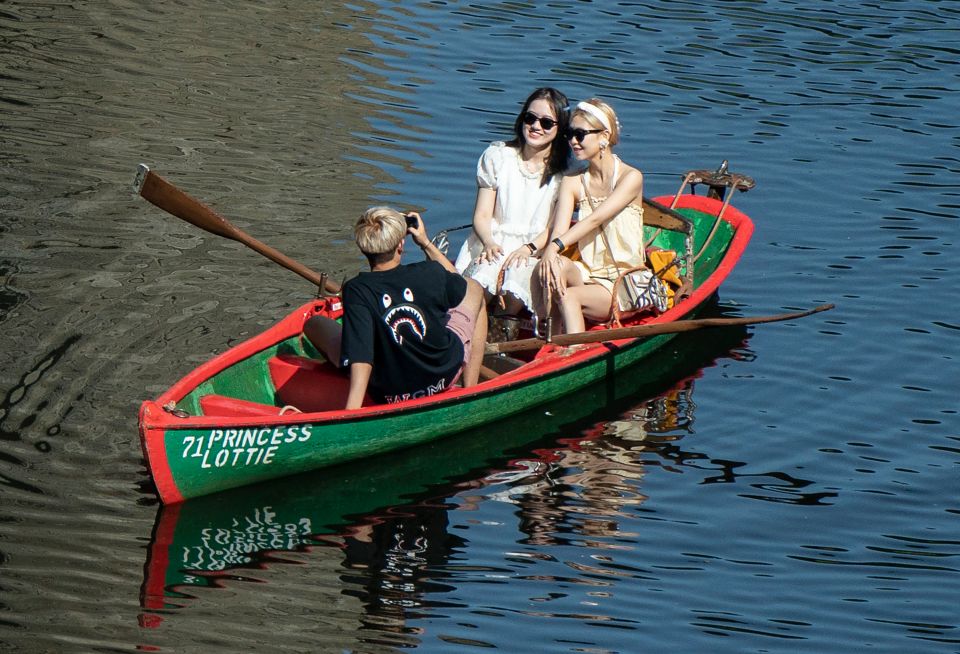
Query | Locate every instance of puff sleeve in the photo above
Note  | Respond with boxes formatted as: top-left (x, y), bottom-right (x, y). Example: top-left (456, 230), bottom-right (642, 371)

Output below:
top-left (476, 141), bottom-right (505, 190)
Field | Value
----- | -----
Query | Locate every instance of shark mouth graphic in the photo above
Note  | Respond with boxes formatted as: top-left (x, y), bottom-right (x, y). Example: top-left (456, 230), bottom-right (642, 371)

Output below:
top-left (384, 305), bottom-right (427, 345)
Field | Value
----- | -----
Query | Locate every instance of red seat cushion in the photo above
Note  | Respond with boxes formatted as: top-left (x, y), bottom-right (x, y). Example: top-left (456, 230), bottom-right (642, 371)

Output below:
top-left (199, 395), bottom-right (283, 418)
top-left (268, 354), bottom-right (365, 412)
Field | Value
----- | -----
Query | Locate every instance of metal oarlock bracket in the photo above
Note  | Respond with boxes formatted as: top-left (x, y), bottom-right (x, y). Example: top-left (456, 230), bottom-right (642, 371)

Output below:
top-left (430, 222), bottom-right (472, 258)
top-left (316, 273), bottom-right (328, 299)
top-left (670, 160), bottom-right (756, 222)
top-left (162, 401), bottom-right (189, 418)
top-left (670, 161), bottom-right (757, 264)
top-left (315, 273), bottom-right (345, 299)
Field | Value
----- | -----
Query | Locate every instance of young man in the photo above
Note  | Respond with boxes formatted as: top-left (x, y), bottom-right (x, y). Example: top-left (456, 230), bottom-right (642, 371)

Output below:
top-left (305, 206), bottom-right (487, 409)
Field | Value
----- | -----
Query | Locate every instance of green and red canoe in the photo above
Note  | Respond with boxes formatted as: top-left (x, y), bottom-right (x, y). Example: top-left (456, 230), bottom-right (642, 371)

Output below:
top-left (139, 191), bottom-right (754, 504)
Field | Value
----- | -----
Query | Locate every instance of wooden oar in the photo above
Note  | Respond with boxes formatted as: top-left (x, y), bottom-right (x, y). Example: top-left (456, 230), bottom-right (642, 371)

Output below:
top-left (486, 304), bottom-right (834, 354)
top-left (133, 164), bottom-right (341, 294)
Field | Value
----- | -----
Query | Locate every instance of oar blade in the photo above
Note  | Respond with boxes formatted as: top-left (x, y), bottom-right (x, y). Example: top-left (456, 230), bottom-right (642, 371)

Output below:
top-left (132, 165), bottom-right (341, 294)
top-left (135, 164), bottom-right (240, 241)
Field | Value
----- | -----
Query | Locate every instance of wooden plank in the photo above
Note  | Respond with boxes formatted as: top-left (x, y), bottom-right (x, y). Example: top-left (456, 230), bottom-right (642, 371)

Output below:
top-left (642, 197), bottom-right (694, 234)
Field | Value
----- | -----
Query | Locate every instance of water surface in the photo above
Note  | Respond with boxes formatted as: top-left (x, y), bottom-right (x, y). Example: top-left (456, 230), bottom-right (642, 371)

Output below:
top-left (1, 1), bottom-right (957, 652)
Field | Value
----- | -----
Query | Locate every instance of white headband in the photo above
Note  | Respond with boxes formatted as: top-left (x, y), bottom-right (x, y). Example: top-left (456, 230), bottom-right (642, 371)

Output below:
top-left (576, 101), bottom-right (611, 131)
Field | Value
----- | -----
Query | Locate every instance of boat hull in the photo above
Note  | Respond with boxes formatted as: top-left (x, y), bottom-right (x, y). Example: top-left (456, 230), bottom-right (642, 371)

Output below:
top-left (139, 193), bottom-right (753, 503)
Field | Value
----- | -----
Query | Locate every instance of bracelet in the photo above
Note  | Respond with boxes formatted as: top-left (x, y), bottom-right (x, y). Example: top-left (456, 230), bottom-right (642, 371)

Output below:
top-left (525, 242), bottom-right (537, 254)
top-left (552, 237), bottom-right (565, 251)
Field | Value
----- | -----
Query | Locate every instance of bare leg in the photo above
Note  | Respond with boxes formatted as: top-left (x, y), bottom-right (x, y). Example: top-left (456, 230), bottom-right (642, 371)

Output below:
top-left (559, 284), bottom-right (613, 333)
top-left (537, 258), bottom-right (611, 334)
top-left (303, 315), bottom-right (342, 366)
top-left (495, 292), bottom-right (526, 316)
top-left (461, 279), bottom-right (488, 387)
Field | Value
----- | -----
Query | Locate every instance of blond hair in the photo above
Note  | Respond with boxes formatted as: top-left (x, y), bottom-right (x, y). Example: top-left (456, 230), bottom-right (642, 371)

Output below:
top-left (355, 206), bottom-right (406, 255)
top-left (574, 98), bottom-right (620, 146)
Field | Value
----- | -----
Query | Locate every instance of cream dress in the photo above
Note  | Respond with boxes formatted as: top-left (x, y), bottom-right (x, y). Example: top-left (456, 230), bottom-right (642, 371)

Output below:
top-left (454, 142), bottom-right (560, 312)
top-left (571, 156), bottom-right (646, 292)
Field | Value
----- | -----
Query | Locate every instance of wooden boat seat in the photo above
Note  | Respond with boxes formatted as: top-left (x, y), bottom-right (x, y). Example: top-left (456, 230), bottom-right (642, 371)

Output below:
top-left (268, 353), bottom-right (365, 412)
top-left (200, 394), bottom-right (284, 418)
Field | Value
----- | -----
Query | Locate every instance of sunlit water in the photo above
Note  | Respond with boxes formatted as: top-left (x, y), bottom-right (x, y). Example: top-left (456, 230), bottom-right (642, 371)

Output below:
top-left (1, 1), bottom-right (957, 652)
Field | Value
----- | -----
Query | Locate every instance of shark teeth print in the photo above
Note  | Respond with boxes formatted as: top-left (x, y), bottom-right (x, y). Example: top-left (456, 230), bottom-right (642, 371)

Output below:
top-left (384, 304), bottom-right (427, 345)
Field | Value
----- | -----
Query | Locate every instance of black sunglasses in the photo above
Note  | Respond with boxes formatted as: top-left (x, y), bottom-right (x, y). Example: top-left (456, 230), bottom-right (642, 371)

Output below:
top-left (522, 111), bottom-right (558, 131)
top-left (565, 128), bottom-right (604, 143)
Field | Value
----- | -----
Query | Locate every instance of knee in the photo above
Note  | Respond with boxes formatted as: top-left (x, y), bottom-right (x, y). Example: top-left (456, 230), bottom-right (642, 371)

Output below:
top-left (305, 315), bottom-right (339, 335)
top-left (304, 315), bottom-right (342, 360)
top-left (465, 279), bottom-right (485, 307)
top-left (559, 286), bottom-right (583, 306)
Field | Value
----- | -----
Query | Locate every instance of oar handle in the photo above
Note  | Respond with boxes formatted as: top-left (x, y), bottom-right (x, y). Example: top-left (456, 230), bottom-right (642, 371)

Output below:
top-left (134, 165), bottom-right (341, 294)
top-left (486, 304), bottom-right (835, 354)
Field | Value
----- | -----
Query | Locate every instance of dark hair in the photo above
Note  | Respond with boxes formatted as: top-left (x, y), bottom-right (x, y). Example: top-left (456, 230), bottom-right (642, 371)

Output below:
top-left (507, 87), bottom-right (571, 186)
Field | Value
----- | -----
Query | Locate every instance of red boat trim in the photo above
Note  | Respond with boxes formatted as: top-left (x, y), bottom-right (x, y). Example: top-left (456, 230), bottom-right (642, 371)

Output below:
top-left (139, 402), bottom-right (184, 504)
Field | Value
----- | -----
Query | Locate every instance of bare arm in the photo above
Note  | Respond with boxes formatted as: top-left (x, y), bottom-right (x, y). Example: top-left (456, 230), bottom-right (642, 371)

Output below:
top-left (538, 175), bottom-right (582, 294)
top-left (345, 362), bottom-right (373, 410)
top-left (406, 212), bottom-right (459, 274)
top-left (472, 187), bottom-right (503, 262)
top-left (555, 168), bottom-right (644, 248)
top-left (546, 175), bottom-right (580, 242)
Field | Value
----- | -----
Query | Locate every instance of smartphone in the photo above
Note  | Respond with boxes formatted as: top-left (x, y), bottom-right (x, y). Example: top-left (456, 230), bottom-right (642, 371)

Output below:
top-left (404, 214), bottom-right (418, 229)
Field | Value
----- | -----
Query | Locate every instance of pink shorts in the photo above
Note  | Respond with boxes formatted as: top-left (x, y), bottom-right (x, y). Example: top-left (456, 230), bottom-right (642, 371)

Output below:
top-left (446, 302), bottom-right (476, 367)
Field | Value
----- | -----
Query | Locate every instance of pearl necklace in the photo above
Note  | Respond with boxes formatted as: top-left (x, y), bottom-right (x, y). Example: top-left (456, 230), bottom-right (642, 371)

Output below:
top-left (518, 149), bottom-right (547, 178)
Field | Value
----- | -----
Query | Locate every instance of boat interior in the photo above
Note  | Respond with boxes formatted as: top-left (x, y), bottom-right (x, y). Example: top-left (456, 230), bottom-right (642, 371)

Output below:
top-left (169, 195), bottom-right (742, 421)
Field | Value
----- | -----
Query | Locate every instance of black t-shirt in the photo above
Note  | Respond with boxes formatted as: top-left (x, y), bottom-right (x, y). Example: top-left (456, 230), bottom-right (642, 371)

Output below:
top-left (340, 260), bottom-right (468, 404)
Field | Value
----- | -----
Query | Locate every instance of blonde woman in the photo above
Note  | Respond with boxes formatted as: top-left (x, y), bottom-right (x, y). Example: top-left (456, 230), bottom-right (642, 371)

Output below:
top-left (536, 98), bottom-right (646, 334)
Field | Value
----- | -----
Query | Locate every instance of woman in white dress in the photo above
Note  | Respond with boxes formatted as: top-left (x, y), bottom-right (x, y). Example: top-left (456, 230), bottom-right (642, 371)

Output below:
top-left (454, 87), bottom-right (571, 315)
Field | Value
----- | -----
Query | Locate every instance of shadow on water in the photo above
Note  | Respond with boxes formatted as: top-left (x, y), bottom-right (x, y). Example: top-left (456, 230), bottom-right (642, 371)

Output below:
top-left (139, 301), bottom-right (753, 630)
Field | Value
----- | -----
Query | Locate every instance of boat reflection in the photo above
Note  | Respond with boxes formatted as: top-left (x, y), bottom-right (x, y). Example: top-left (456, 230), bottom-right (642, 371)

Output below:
top-left (498, 381), bottom-right (702, 548)
top-left (139, 315), bottom-right (753, 634)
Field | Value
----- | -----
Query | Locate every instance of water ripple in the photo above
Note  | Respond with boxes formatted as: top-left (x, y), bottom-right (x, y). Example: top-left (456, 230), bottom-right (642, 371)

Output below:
top-left (1, 0), bottom-right (958, 651)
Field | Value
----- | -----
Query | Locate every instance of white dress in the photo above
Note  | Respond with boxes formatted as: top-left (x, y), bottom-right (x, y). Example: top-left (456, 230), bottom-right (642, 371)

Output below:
top-left (454, 142), bottom-right (560, 312)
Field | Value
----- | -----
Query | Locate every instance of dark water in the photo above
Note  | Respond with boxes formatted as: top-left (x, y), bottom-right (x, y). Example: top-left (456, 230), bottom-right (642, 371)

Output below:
top-left (1, 1), bottom-right (957, 652)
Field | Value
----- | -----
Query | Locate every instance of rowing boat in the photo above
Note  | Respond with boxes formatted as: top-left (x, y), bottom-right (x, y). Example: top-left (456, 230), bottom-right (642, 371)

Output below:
top-left (139, 182), bottom-right (755, 504)
top-left (139, 188), bottom-right (754, 503)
